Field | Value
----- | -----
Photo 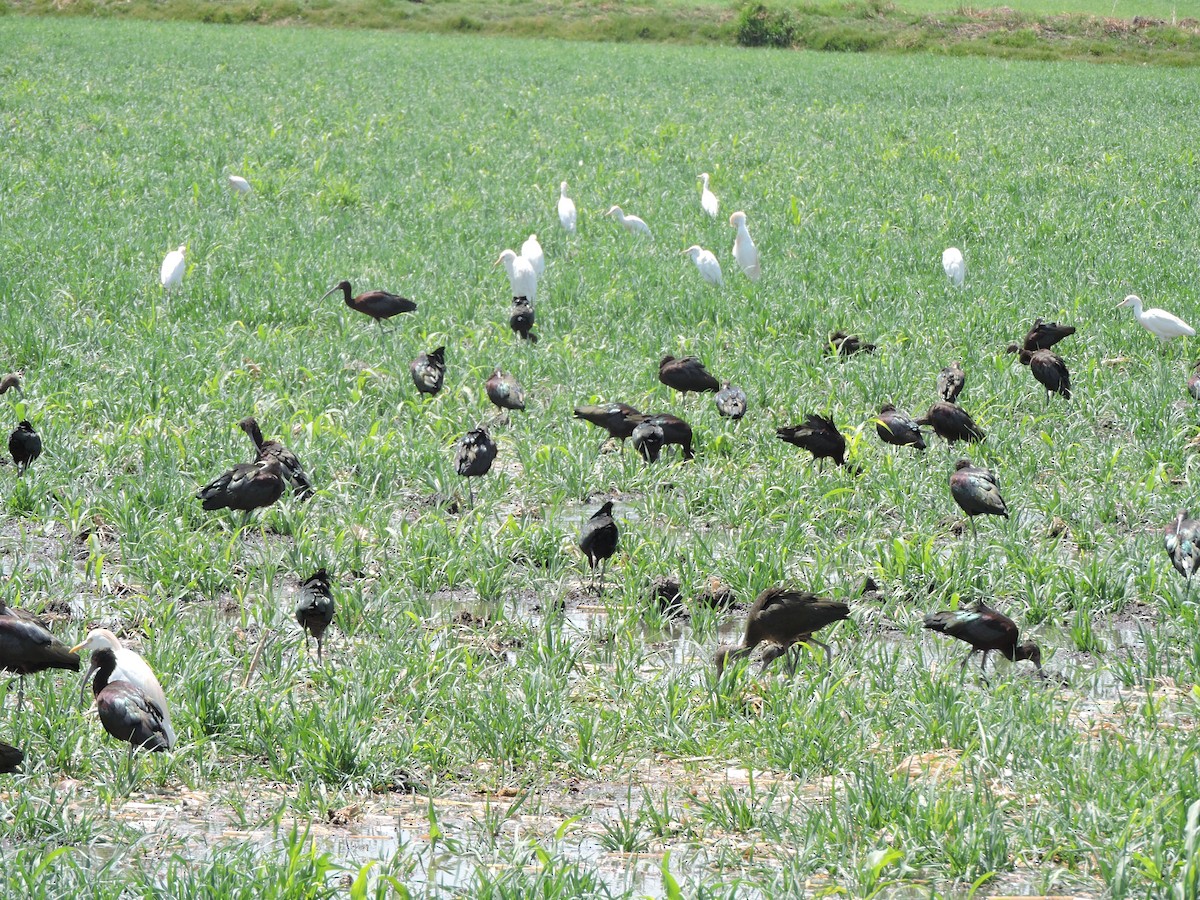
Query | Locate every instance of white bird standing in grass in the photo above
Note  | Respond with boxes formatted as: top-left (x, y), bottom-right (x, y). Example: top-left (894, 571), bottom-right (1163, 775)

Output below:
top-left (227, 174), bottom-right (251, 194)
top-left (699, 173), bottom-right (719, 218)
top-left (72, 628), bottom-right (176, 751)
top-left (683, 245), bottom-right (723, 286)
top-left (1118, 294), bottom-right (1195, 342)
top-left (495, 249), bottom-right (538, 304)
top-left (521, 233), bottom-right (545, 277)
top-left (942, 247), bottom-right (965, 287)
top-left (605, 205), bottom-right (652, 237)
top-left (160, 245), bottom-right (186, 289)
top-left (558, 181), bottom-right (577, 234)
top-left (729, 211), bottom-right (760, 281)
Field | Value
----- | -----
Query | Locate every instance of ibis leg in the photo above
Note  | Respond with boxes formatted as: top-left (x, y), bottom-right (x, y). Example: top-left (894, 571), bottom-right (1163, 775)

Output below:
top-left (810, 637), bottom-right (833, 668)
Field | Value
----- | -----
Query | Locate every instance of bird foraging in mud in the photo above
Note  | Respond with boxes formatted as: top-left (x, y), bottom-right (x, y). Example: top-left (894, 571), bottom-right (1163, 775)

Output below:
top-left (937, 361), bottom-right (965, 404)
top-left (949, 458), bottom-right (1008, 531)
top-left (237, 417), bottom-right (314, 501)
top-left (509, 296), bottom-right (537, 344)
top-left (714, 587), bottom-right (849, 676)
top-left (573, 403), bottom-right (644, 445)
top-left (715, 383), bottom-right (747, 420)
top-left (9, 420), bottom-right (41, 475)
top-left (659, 355), bottom-right (719, 397)
top-left (578, 501), bottom-right (619, 590)
top-left (295, 569), bottom-right (335, 662)
top-left (410, 346), bottom-right (446, 397)
top-left (72, 628), bottom-right (175, 752)
top-left (917, 402), bottom-right (984, 444)
top-left (321, 281), bottom-right (417, 331)
top-left (923, 603), bottom-right (1042, 680)
top-left (0, 599), bottom-right (80, 708)
top-left (455, 428), bottom-right (497, 507)
top-left (631, 421), bottom-right (664, 463)
top-left (1015, 348), bottom-right (1071, 401)
top-left (875, 404), bottom-right (925, 450)
top-left (196, 456), bottom-right (286, 525)
top-left (485, 369), bottom-right (526, 413)
top-left (776, 414), bottom-right (851, 470)
top-left (644, 413), bottom-right (695, 461)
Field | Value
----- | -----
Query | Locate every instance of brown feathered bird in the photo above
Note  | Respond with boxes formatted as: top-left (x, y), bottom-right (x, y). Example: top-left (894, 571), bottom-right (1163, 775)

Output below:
top-left (321, 280), bottom-right (416, 330)
top-left (1013, 318), bottom-right (1075, 353)
top-left (937, 361), bottom-right (965, 403)
top-left (659, 355), bottom-right (719, 396)
top-left (0, 599), bottom-right (80, 708)
top-left (455, 428), bottom-right (497, 506)
top-left (295, 569), bottom-right (335, 662)
top-left (0, 373), bottom-right (22, 395)
top-left (1016, 349), bottom-right (1071, 401)
top-left (197, 456), bottom-right (286, 524)
top-left (827, 331), bottom-right (876, 357)
top-left (573, 403), bottom-right (645, 444)
top-left (714, 587), bottom-right (850, 675)
top-left (9, 420), bottom-right (41, 475)
top-left (509, 296), bottom-right (537, 343)
top-left (777, 414), bottom-right (849, 469)
top-left (410, 346), bottom-right (446, 396)
top-left (237, 417), bottom-right (314, 501)
top-left (644, 413), bottom-right (694, 461)
top-left (578, 501), bottom-right (619, 588)
top-left (486, 369), bottom-right (526, 412)
top-left (949, 458), bottom-right (1008, 530)
top-left (917, 402), bottom-right (985, 444)
top-left (1189, 363), bottom-right (1200, 402)
top-left (923, 602), bottom-right (1042, 680)
top-left (875, 404), bottom-right (925, 450)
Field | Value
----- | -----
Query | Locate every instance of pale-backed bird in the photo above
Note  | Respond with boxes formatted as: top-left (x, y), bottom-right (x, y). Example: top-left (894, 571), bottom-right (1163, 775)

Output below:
top-left (683, 245), bottom-right (723, 286)
top-left (605, 206), bottom-right (652, 237)
top-left (521, 234), bottom-right (545, 277)
top-left (942, 247), bottom-right (965, 287)
top-left (227, 175), bottom-right (251, 194)
top-left (558, 182), bottom-right (577, 234)
top-left (729, 211), bottom-right (760, 281)
top-left (160, 245), bottom-right (186, 289)
top-left (72, 629), bottom-right (175, 751)
top-left (1118, 294), bottom-right (1195, 342)
top-left (495, 250), bottom-right (538, 304)
top-left (698, 173), bottom-right (719, 218)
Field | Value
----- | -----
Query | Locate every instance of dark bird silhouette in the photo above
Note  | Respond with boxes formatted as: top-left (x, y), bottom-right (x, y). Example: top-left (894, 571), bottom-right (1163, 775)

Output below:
top-left (0, 600), bottom-right (80, 708)
top-left (573, 403), bottom-right (645, 444)
top-left (578, 501), bottom-right (619, 588)
top-left (295, 569), bottom-right (335, 662)
top-left (237, 417), bottom-right (314, 501)
top-left (1017, 348), bottom-right (1071, 401)
top-left (509, 296), bottom-right (537, 343)
top-left (486, 369), bottom-right (526, 412)
top-left (827, 331), bottom-right (876, 357)
top-left (631, 421), bottom-right (664, 463)
top-left (1014, 318), bottom-right (1076, 352)
top-left (645, 413), bottom-right (694, 461)
top-left (9, 420), bottom-right (41, 475)
top-left (950, 459), bottom-right (1008, 529)
top-left (455, 428), bottom-right (497, 506)
top-left (659, 355), bottom-right (719, 396)
top-left (1189, 363), bottom-right (1200, 401)
top-left (923, 602), bottom-right (1042, 679)
top-left (875, 404), bottom-right (926, 450)
top-left (1164, 511), bottom-right (1200, 591)
top-left (715, 383), bottom-right (747, 420)
top-left (0, 741), bottom-right (21, 773)
top-left (0, 373), bottom-right (22, 395)
top-left (410, 346), bottom-right (446, 396)
top-left (937, 361), bottom-right (965, 403)
top-left (714, 587), bottom-right (850, 676)
top-left (917, 402), bottom-right (985, 444)
top-left (197, 456), bottom-right (286, 524)
top-left (777, 414), bottom-right (848, 469)
top-left (321, 281), bottom-right (416, 331)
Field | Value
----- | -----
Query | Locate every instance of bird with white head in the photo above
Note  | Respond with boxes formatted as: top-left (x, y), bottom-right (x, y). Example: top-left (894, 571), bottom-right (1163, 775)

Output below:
top-left (160, 245), bottom-right (186, 289)
top-left (1118, 294), bottom-right (1195, 343)
top-left (728, 211), bottom-right (760, 281)
top-left (699, 173), bottom-right (719, 218)
top-left (72, 628), bottom-right (175, 750)
top-left (521, 233), bottom-right (545, 277)
top-left (558, 182), bottom-right (577, 234)
top-left (683, 245), bottom-right (723, 286)
top-left (942, 247), bottom-right (965, 287)
top-left (605, 206), bottom-right (652, 237)
top-left (227, 175), bottom-right (251, 194)
top-left (495, 249), bottom-right (538, 304)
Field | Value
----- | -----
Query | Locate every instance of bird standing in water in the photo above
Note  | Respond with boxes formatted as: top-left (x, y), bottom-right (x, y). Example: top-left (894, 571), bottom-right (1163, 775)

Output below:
top-left (923, 603), bottom-right (1042, 680)
top-left (715, 587), bottom-right (849, 676)
top-left (578, 501), bottom-right (619, 590)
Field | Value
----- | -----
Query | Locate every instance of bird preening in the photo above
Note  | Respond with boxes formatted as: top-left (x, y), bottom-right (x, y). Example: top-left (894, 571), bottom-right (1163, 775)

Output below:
top-left (715, 383), bottom-right (747, 420)
top-left (455, 428), bottom-right (497, 507)
top-left (322, 281), bottom-right (417, 331)
top-left (410, 346), bottom-right (447, 397)
top-left (197, 456), bottom-right (286, 525)
top-left (777, 414), bottom-right (852, 471)
top-left (715, 587), bottom-right (849, 677)
top-left (937, 361), bottom-right (965, 404)
top-left (237, 416), bottom-right (314, 501)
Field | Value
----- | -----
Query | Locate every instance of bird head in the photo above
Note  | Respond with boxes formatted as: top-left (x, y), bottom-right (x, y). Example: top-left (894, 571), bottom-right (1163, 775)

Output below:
top-left (319, 281), bottom-right (351, 301)
top-left (699, 172), bottom-right (710, 185)
top-left (1118, 294), bottom-right (1139, 309)
top-left (70, 628), bottom-right (123, 656)
top-left (728, 211), bottom-right (746, 227)
top-left (682, 246), bottom-right (702, 259)
top-left (713, 645), bottom-right (732, 676)
top-left (953, 458), bottom-right (972, 471)
top-left (1016, 641), bottom-right (1042, 669)
top-left (605, 206), bottom-right (621, 218)
top-left (593, 500), bottom-right (614, 517)
top-left (17, 420), bottom-right (33, 432)
top-left (878, 403), bottom-right (896, 413)
top-left (494, 250), bottom-right (516, 269)
top-left (560, 181), bottom-right (569, 194)
top-left (235, 416), bottom-right (260, 437)
top-left (1004, 342), bottom-right (1021, 355)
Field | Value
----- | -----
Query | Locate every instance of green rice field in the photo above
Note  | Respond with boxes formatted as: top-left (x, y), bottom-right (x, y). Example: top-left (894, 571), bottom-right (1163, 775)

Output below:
top-left (2, 16), bottom-right (1200, 898)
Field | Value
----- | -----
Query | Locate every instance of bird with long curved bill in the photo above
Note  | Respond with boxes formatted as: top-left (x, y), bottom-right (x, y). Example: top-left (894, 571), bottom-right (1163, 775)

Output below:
top-left (715, 587), bottom-right (849, 677)
top-left (237, 417), bottom-right (314, 501)
top-left (923, 603), bottom-right (1042, 682)
top-left (321, 281), bottom-right (416, 332)
top-left (0, 599), bottom-right (79, 708)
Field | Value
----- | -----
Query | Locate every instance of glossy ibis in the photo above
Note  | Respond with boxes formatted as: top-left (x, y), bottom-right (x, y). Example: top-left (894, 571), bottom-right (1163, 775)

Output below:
top-left (486, 369), bottom-right (526, 412)
top-left (322, 281), bottom-right (416, 331)
top-left (295, 569), bottom-right (335, 662)
top-left (573, 403), bottom-right (645, 444)
top-left (509, 296), bottom-right (537, 344)
top-left (699, 173), bottom-right (719, 218)
top-left (1189, 363), bottom-right (1200, 401)
top-left (950, 458), bottom-right (1008, 529)
top-left (942, 247), bottom-right (964, 287)
top-left (875, 404), bottom-right (926, 450)
top-left (827, 331), bottom-right (876, 357)
top-left (683, 246), bottom-right (723, 286)
top-left (455, 428), bottom-right (497, 506)
top-left (578, 501), bottom-right (619, 588)
top-left (558, 182), bottom-right (577, 234)
top-left (160, 245), bottom-right (186, 289)
top-left (197, 456), bottom-right (286, 524)
top-left (227, 174), bottom-right (251, 194)
top-left (237, 416), bottom-right (314, 501)
top-left (1015, 318), bottom-right (1075, 352)
top-left (0, 600), bottom-right (79, 707)
top-left (645, 413), bottom-right (694, 461)
top-left (0, 372), bottom-right (22, 394)
top-left (521, 234), bottom-right (545, 277)
top-left (729, 211), bottom-right (760, 281)
top-left (0, 741), bottom-right (21, 773)
top-left (777, 414), bottom-right (848, 469)
top-left (659, 355), bottom-right (719, 396)
top-left (1016, 348), bottom-right (1071, 401)
top-left (715, 383), bottom-right (747, 420)
top-left (410, 346), bottom-right (446, 396)
top-left (923, 603), bottom-right (1042, 679)
top-left (631, 421), bottom-right (664, 463)
top-left (1118, 294), bottom-right (1194, 342)
top-left (937, 361), bottom-right (965, 403)
top-left (917, 402), bottom-right (984, 444)
top-left (9, 420), bottom-right (41, 475)
top-left (1164, 510), bottom-right (1200, 591)
top-left (715, 587), bottom-right (849, 676)
top-left (605, 206), bottom-right (652, 237)
top-left (72, 629), bottom-right (175, 750)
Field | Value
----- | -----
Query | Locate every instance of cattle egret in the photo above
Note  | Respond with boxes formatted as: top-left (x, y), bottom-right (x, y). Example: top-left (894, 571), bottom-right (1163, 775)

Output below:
top-left (558, 182), bottom-right (577, 234)
top-left (521, 233), bottom-right (545, 277)
top-left (160, 245), bottom-right (186, 289)
top-left (495, 250), bottom-right (537, 304)
top-left (72, 629), bottom-right (175, 751)
top-left (1118, 294), bottom-right (1195, 342)
top-left (728, 211), bottom-right (760, 281)
top-left (605, 206), bottom-right (652, 237)
top-left (699, 173), bottom-right (719, 218)
top-left (683, 245), bottom-right (723, 286)
top-left (227, 175), bottom-right (251, 194)
top-left (942, 247), bottom-right (965, 287)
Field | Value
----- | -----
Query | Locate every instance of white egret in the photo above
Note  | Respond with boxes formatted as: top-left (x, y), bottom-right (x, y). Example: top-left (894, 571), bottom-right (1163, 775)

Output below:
top-left (683, 245), bottom-right (723, 286)
top-left (942, 247), bottom-right (965, 287)
top-left (227, 175), bottom-right (251, 194)
top-left (605, 206), bottom-right (652, 237)
top-left (728, 211), bottom-right (760, 281)
top-left (495, 249), bottom-right (537, 304)
top-left (699, 173), bottom-right (718, 218)
top-left (160, 245), bottom-right (186, 289)
top-left (521, 233), bottom-right (545, 277)
top-left (72, 628), bottom-right (176, 750)
top-left (1118, 294), bottom-right (1195, 342)
top-left (558, 182), bottom-right (577, 234)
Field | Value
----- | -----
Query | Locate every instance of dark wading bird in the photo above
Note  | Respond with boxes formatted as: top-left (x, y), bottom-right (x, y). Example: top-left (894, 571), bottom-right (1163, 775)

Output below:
top-left (645, 413), bottom-right (695, 461)
top-left (295, 569), bottom-right (335, 662)
top-left (1164, 511), bottom-right (1200, 594)
top-left (237, 417), bottom-right (314, 501)
top-left (72, 629), bottom-right (175, 752)
top-left (937, 361), bottom-right (966, 404)
top-left (486, 369), bottom-right (526, 413)
top-left (950, 458), bottom-right (1008, 532)
top-left (573, 403), bottom-right (644, 445)
top-left (827, 331), bottom-right (876, 357)
top-left (197, 456), bottom-right (286, 525)
top-left (1189, 363), bottom-right (1200, 401)
top-left (923, 603), bottom-right (1042, 680)
top-left (0, 600), bottom-right (80, 708)
top-left (509, 296), bottom-right (538, 344)
top-left (410, 346), bottom-right (446, 397)
top-left (455, 428), bottom-right (497, 507)
top-left (632, 421), bottom-right (665, 463)
top-left (715, 587), bottom-right (850, 676)
top-left (875, 404), bottom-right (926, 450)
top-left (578, 501), bottom-right (619, 590)
top-left (321, 280), bottom-right (416, 331)
top-left (1015, 348), bottom-right (1071, 401)
top-left (777, 414), bottom-right (853, 470)
top-left (0, 741), bottom-right (21, 773)
top-left (715, 383), bottom-right (748, 420)
top-left (0, 373), bottom-right (22, 395)
top-left (659, 355), bottom-right (720, 397)
top-left (917, 402), bottom-right (985, 444)
top-left (9, 420), bottom-right (41, 475)
top-left (1014, 318), bottom-right (1076, 353)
